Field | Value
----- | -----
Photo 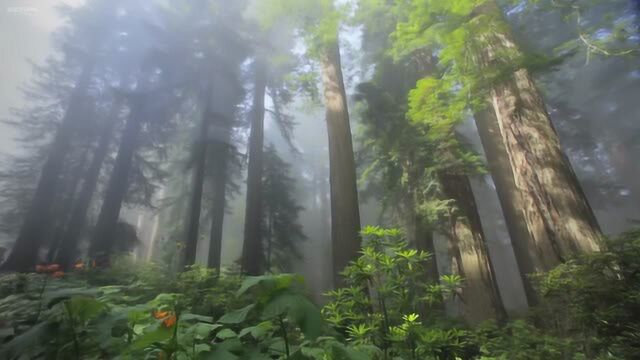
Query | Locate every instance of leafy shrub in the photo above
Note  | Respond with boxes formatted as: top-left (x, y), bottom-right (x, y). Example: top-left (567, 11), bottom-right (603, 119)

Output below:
top-left (323, 226), bottom-right (473, 359)
top-left (533, 229), bottom-right (640, 358)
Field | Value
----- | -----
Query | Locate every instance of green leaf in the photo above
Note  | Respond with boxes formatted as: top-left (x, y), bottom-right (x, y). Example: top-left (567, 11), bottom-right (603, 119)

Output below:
top-left (0, 322), bottom-right (51, 358)
top-left (45, 288), bottom-right (100, 308)
top-left (188, 323), bottom-right (221, 339)
top-left (181, 313), bottom-right (214, 323)
top-left (238, 321), bottom-right (273, 339)
top-left (218, 304), bottom-right (255, 324)
top-left (66, 296), bottom-right (107, 323)
top-left (129, 325), bottom-right (172, 351)
top-left (262, 292), bottom-right (323, 339)
top-left (216, 328), bottom-right (238, 340)
top-left (199, 348), bottom-right (239, 360)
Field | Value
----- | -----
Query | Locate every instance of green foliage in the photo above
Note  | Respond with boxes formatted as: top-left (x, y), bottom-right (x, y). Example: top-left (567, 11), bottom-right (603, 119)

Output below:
top-left (324, 226), bottom-right (471, 359)
top-left (3, 228), bottom-right (640, 359)
top-left (261, 146), bottom-right (307, 272)
top-left (532, 229), bottom-right (640, 358)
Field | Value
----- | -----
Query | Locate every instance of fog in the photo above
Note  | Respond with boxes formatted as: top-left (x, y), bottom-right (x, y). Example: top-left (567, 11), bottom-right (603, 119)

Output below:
top-left (0, 0), bottom-right (638, 316)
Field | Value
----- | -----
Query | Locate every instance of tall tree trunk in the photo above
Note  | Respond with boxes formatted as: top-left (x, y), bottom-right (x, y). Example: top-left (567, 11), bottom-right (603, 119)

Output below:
top-left (477, 3), bottom-right (602, 274)
top-left (182, 89), bottom-right (212, 267)
top-left (1, 62), bottom-right (95, 271)
top-left (474, 109), bottom-right (539, 305)
top-left (206, 129), bottom-right (230, 272)
top-left (404, 158), bottom-right (440, 282)
top-left (241, 61), bottom-right (267, 275)
top-left (321, 40), bottom-right (362, 287)
top-left (439, 173), bottom-right (506, 324)
top-left (46, 143), bottom-right (92, 263)
top-left (89, 96), bottom-right (145, 262)
top-left (55, 103), bottom-right (121, 269)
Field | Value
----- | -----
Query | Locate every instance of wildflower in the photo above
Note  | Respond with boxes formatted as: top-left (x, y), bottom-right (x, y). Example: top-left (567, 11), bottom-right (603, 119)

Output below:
top-left (35, 264), bottom-right (46, 273)
top-left (73, 261), bottom-right (84, 271)
top-left (46, 264), bottom-right (61, 273)
top-left (162, 315), bottom-right (177, 328)
top-left (153, 310), bottom-right (177, 328)
top-left (52, 271), bottom-right (64, 279)
top-left (153, 310), bottom-right (170, 319)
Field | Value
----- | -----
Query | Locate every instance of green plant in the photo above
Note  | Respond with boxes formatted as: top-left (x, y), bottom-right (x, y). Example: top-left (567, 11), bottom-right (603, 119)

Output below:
top-left (533, 229), bottom-right (640, 358)
top-left (323, 226), bottom-right (470, 359)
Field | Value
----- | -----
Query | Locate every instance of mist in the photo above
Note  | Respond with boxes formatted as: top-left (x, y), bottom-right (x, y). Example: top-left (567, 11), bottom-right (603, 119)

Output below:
top-left (0, 1), bottom-right (639, 358)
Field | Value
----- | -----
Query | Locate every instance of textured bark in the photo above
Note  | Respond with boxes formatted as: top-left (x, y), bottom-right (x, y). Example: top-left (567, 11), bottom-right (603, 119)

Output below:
top-left (321, 40), bottom-right (362, 287)
top-left (478, 9), bottom-right (602, 273)
top-left (1, 62), bottom-right (94, 271)
top-left (206, 129), bottom-right (230, 272)
top-left (439, 173), bottom-right (507, 324)
top-left (182, 91), bottom-right (212, 267)
top-left (474, 109), bottom-right (538, 305)
top-left (414, 217), bottom-right (440, 283)
top-left (241, 61), bottom-right (267, 275)
top-left (89, 96), bottom-right (145, 261)
top-left (404, 158), bottom-right (440, 283)
top-left (56, 103), bottom-right (121, 268)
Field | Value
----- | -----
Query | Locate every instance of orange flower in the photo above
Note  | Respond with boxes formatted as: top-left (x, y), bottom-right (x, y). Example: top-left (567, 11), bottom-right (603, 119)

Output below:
top-left (35, 265), bottom-right (46, 273)
top-left (73, 261), bottom-right (85, 271)
top-left (52, 271), bottom-right (64, 278)
top-left (162, 315), bottom-right (177, 328)
top-left (153, 310), bottom-right (170, 319)
top-left (152, 310), bottom-right (176, 328)
top-left (46, 264), bottom-right (61, 273)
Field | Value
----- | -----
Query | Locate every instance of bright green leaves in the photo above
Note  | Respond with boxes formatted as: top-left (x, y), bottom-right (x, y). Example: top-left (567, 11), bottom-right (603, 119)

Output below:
top-left (324, 227), bottom-right (467, 358)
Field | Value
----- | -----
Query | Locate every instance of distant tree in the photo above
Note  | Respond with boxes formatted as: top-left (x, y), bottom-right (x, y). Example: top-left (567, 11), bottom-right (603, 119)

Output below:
top-left (0, 0), bottom-right (125, 271)
top-left (255, 0), bottom-right (361, 285)
top-left (261, 145), bottom-right (306, 272)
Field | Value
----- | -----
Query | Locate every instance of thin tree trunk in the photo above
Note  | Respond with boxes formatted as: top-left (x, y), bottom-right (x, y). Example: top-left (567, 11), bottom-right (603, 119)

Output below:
top-left (478, 3), bottom-right (602, 273)
top-left (241, 61), bottom-right (267, 275)
top-left (439, 173), bottom-right (507, 324)
top-left (55, 103), bottom-right (121, 269)
top-left (321, 39), bottom-right (362, 287)
top-left (146, 187), bottom-right (165, 261)
top-left (89, 96), bottom-right (145, 262)
top-left (1, 62), bottom-right (95, 271)
top-left (266, 209), bottom-right (273, 271)
top-left (182, 90), bottom-right (212, 267)
top-left (207, 124), bottom-right (231, 272)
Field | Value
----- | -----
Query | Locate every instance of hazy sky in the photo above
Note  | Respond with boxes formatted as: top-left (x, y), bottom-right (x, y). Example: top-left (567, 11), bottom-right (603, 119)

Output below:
top-left (0, 1), bottom-right (82, 154)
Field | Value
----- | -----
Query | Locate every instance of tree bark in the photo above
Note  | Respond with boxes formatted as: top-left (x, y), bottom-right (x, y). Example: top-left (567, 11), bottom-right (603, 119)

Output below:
top-left (241, 61), bottom-right (267, 275)
top-left (89, 96), bottom-right (145, 262)
top-left (439, 173), bottom-right (507, 324)
top-left (474, 109), bottom-right (539, 305)
top-left (477, 5), bottom-right (602, 274)
top-left (182, 87), bottom-right (212, 268)
top-left (206, 127), bottom-right (230, 272)
top-left (1, 61), bottom-right (95, 271)
top-left (321, 40), bottom-right (362, 287)
top-left (46, 142), bottom-right (92, 263)
top-left (55, 103), bottom-right (121, 268)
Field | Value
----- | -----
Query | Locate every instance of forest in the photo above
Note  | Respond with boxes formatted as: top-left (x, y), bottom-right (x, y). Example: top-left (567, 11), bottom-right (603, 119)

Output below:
top-left (0, 0), bottom-right (639, 358)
